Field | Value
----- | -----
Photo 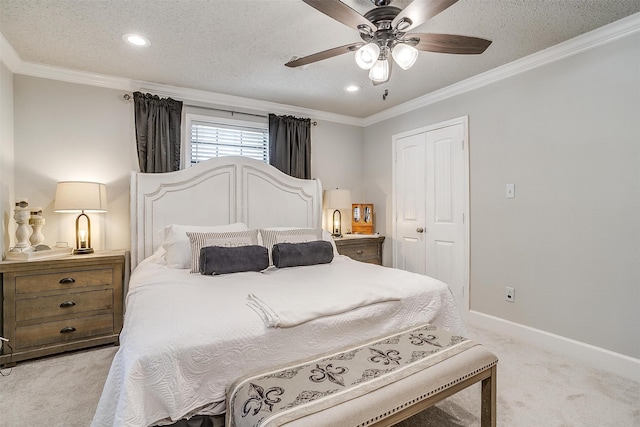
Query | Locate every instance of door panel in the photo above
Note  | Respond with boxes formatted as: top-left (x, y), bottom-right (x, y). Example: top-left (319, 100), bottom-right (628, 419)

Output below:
top-left (393, 119), bottom-right (468, 318)
top-left (394, 133), bottom-right (426, 274)
top-left (426, 124), bottom-right (466, 308)
top-left (434, 240), bottom-right (454, 288)
top-left (434, 139), bottom-right (454, 223)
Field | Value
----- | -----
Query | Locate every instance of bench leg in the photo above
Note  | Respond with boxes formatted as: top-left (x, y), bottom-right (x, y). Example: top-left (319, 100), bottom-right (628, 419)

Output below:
top-left (480, 365), bottom-right (497, 427)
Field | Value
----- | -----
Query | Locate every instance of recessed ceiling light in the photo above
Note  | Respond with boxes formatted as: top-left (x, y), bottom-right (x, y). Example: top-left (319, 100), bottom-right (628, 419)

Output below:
top-left (344, 84), bottom-right (361, 93)
top-left (123, 33), bottom-right (150, 47)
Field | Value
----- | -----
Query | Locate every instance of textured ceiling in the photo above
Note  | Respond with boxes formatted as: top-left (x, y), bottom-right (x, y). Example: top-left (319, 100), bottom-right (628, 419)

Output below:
top-left (1, 0), bottom-right (639, 118)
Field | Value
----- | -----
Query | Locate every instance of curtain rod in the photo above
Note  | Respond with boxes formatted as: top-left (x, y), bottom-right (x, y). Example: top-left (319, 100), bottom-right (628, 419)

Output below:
top-left (123, 93), bottom-right (317, 125)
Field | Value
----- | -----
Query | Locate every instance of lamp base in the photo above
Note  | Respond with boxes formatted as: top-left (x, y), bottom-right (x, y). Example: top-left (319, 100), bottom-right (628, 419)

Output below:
top-left (73, 248), bottom-right (94, 255)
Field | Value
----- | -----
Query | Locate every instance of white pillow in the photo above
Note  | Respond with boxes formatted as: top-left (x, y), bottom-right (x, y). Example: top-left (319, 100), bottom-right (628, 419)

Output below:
top-left (186, 229), bottom-right (260, 273)
top-left (159, 223), bottom-right (249, 268)
top-left (259, 227), bottom-right (339, 257)
top-left (321, 229), bottom-right (340, 257)
top-left (259, 228), bottom-right (325, 265)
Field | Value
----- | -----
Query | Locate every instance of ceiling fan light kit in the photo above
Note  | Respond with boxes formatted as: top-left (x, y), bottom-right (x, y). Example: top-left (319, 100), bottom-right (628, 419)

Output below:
top-left (355, 42), bottom-right (381, 70)
top-left (287, 0), bottom-right (492, 85)
top-left (391, 42), bottom-right (419, 70)
top-left (369, 54), bottom-right (390, 82)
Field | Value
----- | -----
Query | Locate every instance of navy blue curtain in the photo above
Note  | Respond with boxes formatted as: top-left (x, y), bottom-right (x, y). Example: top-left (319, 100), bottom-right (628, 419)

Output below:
top-left (133, 92), bottom-right (183, 173)
top-left (268, 114), bottom-right (311, 179)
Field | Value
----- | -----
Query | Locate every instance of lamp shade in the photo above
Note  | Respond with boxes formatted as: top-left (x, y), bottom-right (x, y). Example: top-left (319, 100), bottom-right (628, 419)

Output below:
top-left (323, 189), bottom-right (352, 210)
top-left (369, 58), bottom-right (389, 82)
top-left (54, 182), bottom-right (107, 213)
top-left (355, 42), bottom-right (380, 70)
top-left (392, 43), bottom-right (419, 70)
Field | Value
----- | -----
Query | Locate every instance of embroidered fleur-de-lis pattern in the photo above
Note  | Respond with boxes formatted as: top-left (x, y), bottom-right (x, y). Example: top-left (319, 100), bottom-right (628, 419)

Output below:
top-left (368, 348), bottom-right (402, 365)
top-left (229, 324), bottom-right (470, 427)
top-left (241, 383), bottom-right (284, 417)
top-left (309, 363), bottom-right (349, 386)
top-left (409, 332), bottom-right (442, 347)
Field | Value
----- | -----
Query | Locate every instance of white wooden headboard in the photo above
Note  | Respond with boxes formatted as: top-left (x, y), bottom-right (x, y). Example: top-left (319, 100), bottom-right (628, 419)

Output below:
top-left (130, 156), bottom-right (323, 268)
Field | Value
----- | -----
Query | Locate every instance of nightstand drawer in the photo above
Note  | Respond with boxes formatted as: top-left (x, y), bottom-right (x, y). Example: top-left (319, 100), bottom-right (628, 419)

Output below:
top-left (340, 244), bottom-right (379, 262)
top-left (15, 313), bottom-right (114, 349)
top-left (15, 268), bottom-right (114, 294)
top-left (15, 289), bottom-right (114, 322)
top-left (334, 236), bottom-right (385, 265)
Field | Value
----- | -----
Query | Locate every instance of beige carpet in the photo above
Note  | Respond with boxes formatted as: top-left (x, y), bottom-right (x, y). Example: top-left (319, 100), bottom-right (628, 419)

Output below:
top-left (0, 324), bottom-right (638, 427)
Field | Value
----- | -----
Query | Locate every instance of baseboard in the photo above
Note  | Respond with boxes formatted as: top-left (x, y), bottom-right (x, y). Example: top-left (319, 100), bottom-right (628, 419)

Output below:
top-left (469, 310), bottom-right (640, 383)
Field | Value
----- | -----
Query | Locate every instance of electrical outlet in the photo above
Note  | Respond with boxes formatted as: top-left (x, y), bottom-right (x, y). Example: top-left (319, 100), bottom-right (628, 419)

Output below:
top-left (506, 287), bottom-right (515, 302)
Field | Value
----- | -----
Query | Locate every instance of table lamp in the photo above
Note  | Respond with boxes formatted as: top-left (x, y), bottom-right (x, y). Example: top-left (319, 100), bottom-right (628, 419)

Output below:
top-left (323, 188), bottom-right (352, 237)
top-left (54, 181), bottom-right (107, 254)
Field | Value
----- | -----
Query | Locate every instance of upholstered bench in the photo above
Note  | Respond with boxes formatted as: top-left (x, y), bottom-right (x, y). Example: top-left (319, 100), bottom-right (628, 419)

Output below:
top-left (227, 324), bottom-right (498, 427)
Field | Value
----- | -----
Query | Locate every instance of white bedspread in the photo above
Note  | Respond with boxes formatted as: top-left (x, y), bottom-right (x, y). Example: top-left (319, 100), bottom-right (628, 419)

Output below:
top-left (92, 256), bottom-right (464, 427)
top-left (246, 261), bottom-right (403, 327)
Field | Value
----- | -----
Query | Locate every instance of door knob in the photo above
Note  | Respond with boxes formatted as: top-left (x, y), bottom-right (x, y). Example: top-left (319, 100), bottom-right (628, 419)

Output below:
top-left (416, 227), bottom-right (424, 233)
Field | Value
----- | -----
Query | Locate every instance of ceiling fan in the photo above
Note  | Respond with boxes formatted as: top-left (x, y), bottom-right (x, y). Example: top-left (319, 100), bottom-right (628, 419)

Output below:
top-left (286, 0), bottom-right (492, 85)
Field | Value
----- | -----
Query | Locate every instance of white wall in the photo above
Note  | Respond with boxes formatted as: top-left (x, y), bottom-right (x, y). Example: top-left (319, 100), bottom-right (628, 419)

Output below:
top-left (0, 62), bottom-right (14, 254)
top-left (10, 76), bottom-right (364, 251)
top-left (363, 34), bottom-right (640, 359)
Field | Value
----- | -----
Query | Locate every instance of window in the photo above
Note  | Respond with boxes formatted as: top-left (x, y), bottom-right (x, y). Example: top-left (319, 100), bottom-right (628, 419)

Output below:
top-left (186, 115), bottom-right (269, 167)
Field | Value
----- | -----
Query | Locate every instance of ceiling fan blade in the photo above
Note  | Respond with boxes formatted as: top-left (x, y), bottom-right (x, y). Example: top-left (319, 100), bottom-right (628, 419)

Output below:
top-left (392, 0), bottom-right (459, 32)
top-left (303, 0), bottom-right (375, 32)
top-left (412, 33), bottom-right (492, 54)
top-left (285, 42), bottom-right (363, 68)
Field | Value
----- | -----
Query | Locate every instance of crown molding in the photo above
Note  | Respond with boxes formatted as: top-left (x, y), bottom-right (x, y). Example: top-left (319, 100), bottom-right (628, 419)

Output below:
top-left (2, 12), bottom-right (639, 128)
top-left (363, 12), bottom-right (640, 126)
top-left (136, 82), bottom-right (363, 126)
top-left (0, 35), bottom-right (364, 127)
top-left (0, 33), bottom-right (21, 72)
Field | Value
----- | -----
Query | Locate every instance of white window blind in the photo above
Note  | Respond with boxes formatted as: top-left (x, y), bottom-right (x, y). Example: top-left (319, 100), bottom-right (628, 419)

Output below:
top-left (189, 120), bottom-right (269, 165)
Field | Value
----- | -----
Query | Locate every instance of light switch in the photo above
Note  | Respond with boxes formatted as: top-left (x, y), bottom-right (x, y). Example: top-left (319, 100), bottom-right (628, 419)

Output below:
top-left (506, 184), bottom-right (515, 199)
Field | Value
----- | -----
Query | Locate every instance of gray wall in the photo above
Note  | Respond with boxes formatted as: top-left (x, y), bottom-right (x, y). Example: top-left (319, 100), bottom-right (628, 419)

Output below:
top-left (0, 62), bottom-right (14, 255)
top-left (13, 76), bottom-right (136, 251)
top-left (8, 76), bottom-right (364, 252)
top-left (363, 34), bottom-right (640, 359)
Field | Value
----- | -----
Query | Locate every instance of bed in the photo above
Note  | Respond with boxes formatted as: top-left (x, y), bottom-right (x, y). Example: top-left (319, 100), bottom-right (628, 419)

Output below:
top-left (92, 156), bottom-right (464, 427)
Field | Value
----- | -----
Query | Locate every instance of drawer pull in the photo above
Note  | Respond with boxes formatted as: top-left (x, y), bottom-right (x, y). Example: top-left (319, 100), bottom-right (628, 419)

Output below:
top-left (59, 277), bottom-right (76, 284)
top-left (59, 301), bottom-right (76, 308)
top-left (59, 326), bottom-right (77, 334)
top-left (356, 249), bottom-right (364, 254)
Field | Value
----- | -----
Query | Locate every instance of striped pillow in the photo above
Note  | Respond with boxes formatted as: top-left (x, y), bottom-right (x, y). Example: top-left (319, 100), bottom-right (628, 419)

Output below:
top-left (259, 228), bottom-right (323, 265)
top-left (186, 229), bottom-right (259, 273)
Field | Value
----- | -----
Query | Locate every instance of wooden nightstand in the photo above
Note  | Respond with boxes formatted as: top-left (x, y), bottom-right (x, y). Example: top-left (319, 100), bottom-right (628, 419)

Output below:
top-left (334, 236), bottom-right (385, 265)
top-left (0, 250), bottom-right (128, 366)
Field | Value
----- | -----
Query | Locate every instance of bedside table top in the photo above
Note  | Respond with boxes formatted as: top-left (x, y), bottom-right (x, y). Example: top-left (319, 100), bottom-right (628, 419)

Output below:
top-left (0, 249), bottom-right (128, 272)
top-left (334, 234), bottom-right (384, 241)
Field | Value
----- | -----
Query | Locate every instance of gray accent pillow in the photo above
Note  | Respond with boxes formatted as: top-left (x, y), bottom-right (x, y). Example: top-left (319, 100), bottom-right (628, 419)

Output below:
top-left (199, 245), bottom-right (269, 275)
top-left (187, 229), bottom-right (259, 273)
top-left (259, 228), bottom-right (324, 265)
top-left (272, 240), bottom-right (334, 268)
